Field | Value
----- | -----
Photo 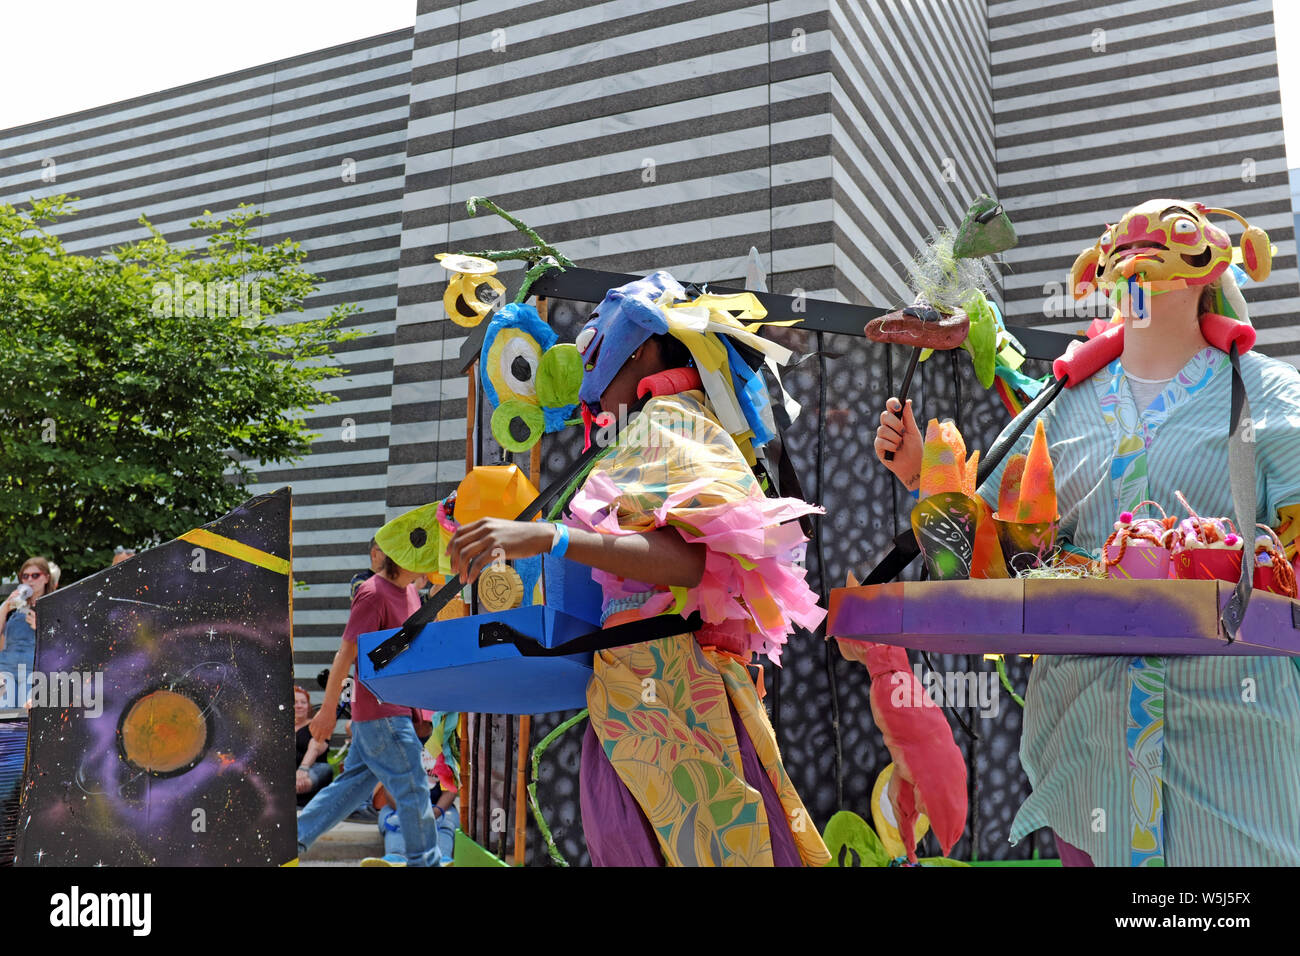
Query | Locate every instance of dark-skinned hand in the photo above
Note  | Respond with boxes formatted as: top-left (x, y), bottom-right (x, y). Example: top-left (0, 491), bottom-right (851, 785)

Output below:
top-left (448, 518), bottom-right (555, 585)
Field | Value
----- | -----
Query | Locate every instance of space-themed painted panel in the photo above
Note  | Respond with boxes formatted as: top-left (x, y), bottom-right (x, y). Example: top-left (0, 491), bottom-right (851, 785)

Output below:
top-left (15, 488), bottom-right (295, 867)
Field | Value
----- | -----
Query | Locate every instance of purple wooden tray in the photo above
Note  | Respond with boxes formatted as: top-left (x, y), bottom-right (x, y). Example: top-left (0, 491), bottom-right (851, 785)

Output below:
top-left (828, 579), bottom-right (1300, 656)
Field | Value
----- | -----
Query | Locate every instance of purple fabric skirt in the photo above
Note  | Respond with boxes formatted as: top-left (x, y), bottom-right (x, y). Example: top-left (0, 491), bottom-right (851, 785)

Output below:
top-left (580, 700), bottom-right (802, 867)
top-left (1054, 831), bottom-right (1095, 867)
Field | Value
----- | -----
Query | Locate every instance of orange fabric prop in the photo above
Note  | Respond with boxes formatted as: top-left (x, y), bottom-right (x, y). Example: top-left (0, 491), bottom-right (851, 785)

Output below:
top-left (997, 454), bottom-right (1026, 518)
top-left (1013, 420), bottom-right (1057, 523)
top-left (970, 495), bottom-right (1008, 579)
top-left (453, 465), bottom-right (540, 525)
top-left (916, 419), bottom-right (1005, 578)
top-left (919, 419), bottom-right (969, 499)
top-left (963, 450), bottom-right (980, 499)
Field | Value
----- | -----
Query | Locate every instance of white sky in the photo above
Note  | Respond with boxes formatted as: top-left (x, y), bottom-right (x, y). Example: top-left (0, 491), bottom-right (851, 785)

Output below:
top-left (0, 0), bottom-right (416, 132)
top-left (3, 1), bottom-right (1300, 167)
top-left (1273, 0), bottom-right (1300, 170)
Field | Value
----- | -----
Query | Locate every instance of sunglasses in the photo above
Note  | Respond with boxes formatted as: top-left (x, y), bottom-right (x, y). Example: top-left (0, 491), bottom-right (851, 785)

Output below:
top-left (19, 571), bottom-right (45, 581)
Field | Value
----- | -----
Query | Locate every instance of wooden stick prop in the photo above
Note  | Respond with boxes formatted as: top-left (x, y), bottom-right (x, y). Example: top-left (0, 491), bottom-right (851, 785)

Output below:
top-left (868, 196), bottom-right (1016, 461)
top-left (513, 717), bottom-right (530, 865)
top-left (512, 373), bottom-right (545, 867)
top-left (867, 305), bottom-right (969, 462)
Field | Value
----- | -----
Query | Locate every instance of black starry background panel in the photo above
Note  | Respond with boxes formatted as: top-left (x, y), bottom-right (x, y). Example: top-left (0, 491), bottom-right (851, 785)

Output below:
top-left (15, 489), bottom-right (296, 867)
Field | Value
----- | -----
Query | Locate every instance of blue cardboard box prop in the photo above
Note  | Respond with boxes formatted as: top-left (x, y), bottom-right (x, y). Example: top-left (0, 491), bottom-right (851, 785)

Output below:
top-left (357, 555), bottom-right (604, 715)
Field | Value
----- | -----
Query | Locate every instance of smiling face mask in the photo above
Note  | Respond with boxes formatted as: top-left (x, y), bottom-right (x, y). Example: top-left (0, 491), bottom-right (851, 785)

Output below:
top-left (575, 271), bottom-right (685, 410)
top-left (1069, 198), bottom-right (1272, 300)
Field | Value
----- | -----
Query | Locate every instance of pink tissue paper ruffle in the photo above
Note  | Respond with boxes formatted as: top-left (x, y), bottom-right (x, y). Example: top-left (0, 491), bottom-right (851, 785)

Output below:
top-left (566, 471), bottom-right (827, 664)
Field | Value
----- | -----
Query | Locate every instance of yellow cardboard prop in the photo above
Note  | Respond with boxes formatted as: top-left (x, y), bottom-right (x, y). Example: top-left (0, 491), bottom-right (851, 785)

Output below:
top-left (453, 465), bottom-right (541, 525)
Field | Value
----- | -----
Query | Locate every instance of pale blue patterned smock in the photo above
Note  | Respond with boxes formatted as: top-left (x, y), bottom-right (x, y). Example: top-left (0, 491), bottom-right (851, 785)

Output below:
top-left (977, 346), bottom-right (1300, 866)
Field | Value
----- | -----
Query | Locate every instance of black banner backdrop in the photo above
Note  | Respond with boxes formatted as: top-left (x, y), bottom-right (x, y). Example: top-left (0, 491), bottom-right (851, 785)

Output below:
top-left (463, 296), bottom-right (1059, 866)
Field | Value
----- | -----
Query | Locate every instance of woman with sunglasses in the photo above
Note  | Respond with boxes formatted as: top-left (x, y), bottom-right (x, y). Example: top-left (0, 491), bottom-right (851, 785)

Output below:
top-left (0, 557), bottom-right (56, 697)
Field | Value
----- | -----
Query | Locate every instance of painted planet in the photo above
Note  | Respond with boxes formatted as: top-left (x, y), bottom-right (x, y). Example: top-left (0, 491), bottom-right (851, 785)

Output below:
top-left (118, 689), bottom-right (209, 776)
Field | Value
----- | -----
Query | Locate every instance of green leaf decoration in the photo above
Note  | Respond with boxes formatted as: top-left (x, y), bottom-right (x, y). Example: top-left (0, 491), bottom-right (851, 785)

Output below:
top-left (536, 343), bottom-right (582, 409)
top-left (822, 810), bottom-right (891, 867)
top-left (961, 289), bottom-right (997, 388)
top-left (918, 855), bottom-right (970, 867)
top-left (491, 400), bottom-right (545, 452)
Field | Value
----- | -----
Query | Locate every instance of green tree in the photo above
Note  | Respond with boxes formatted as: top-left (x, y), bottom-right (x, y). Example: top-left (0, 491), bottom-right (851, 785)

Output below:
top-left (0, 196), bottom-right (358, 581)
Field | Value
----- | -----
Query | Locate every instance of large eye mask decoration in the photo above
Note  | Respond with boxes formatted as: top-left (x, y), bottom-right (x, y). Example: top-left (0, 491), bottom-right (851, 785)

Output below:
top-left (438, 253), bottom-right (505, 328)
top-left (480, 303), bottom-right (581, 452)
top-left (375, 500), bottom-right (444, 573)
top-left (1069, 198), bottom-right (1271, 303)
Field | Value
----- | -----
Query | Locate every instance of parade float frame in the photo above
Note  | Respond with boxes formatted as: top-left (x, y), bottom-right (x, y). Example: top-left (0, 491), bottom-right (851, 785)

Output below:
top-left (350, 248), bottom-right (1081, 867)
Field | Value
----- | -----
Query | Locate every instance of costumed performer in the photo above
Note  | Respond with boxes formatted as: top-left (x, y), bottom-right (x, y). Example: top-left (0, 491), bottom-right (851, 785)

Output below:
top-left (448, 271), bottom-right (830, 866)
top-left (875, 198), bottom-right (1300, 866)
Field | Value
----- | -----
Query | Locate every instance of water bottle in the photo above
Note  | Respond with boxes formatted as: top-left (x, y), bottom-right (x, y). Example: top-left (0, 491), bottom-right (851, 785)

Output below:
top-left (9, 584), bottom-right (32, 610)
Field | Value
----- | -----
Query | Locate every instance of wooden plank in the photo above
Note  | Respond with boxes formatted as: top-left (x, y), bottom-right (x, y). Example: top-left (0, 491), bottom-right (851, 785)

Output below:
top-left (904, 579), bottom-right (1022, 636)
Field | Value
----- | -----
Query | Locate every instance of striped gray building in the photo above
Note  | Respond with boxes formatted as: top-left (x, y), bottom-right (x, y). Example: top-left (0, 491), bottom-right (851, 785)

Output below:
top-left (991, 0), bottom-right (1299, 362)
top-left (2, 0), bottom-right (1295, 704)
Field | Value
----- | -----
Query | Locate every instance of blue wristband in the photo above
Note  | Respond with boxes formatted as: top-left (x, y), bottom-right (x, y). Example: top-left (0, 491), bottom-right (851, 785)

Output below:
top-left (549, 523), bottom-right (570, 558)
top-left (909, 487), bottom-right (920, 500)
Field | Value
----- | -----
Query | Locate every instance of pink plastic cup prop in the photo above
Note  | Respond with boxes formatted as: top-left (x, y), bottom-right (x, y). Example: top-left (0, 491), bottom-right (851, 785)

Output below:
top-left (911, 492), bottom-right (979, 581)
top-left (1172, 548), bottom-right (1242, 584)
top-left (1103, 541), bottom-right (1172, 580)
top-left (991, 513), bottom-right (1059, 576)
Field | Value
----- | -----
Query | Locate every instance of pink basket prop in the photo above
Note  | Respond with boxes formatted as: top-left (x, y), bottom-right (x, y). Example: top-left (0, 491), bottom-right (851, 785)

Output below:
top-left (1254, 564), bottom-right (1287, 595)
top-left (1172, 548), bottom-right (1242, 583)
top-left (1103, 500), bottom-right (1175, 581)
top-left (1252, 523), bottom-right (1298, 597)
top-left (1103, 541), bottom-right (1172, 580)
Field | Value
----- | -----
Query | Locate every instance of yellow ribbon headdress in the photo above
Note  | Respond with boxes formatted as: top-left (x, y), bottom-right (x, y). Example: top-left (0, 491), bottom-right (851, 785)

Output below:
top-left (656, 290), bottom-right (803, 464)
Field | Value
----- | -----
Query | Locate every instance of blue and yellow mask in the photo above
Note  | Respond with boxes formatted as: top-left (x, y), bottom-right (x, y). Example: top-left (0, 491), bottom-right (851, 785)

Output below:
top-left (574, 271), bottom-right (685, 410)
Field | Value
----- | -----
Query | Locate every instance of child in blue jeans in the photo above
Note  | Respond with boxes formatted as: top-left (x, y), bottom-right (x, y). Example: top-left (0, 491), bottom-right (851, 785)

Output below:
top-left (297, 560), bottom-right (441, 866)
top-left (363, 711), bottom-right (460, 867)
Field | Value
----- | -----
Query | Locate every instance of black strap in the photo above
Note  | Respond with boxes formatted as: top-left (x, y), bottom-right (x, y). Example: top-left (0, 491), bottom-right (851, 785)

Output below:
top-left (478, 611), bottom-right (704, 658)
top-left (1221, 343), bottom-right (1256, 641)
top-left (974, 375), bottom-right (1067, 488)
top-left (858, 374), bottom-right (1068, 583)
top-left (863, 530), bottom-right (922, 585)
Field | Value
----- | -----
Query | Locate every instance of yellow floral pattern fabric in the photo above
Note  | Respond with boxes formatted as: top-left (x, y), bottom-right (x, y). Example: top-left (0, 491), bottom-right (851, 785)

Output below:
top-left (575, 390), bottom-right (828, 866)
top-left (588, 636), bottom-right (829, 866)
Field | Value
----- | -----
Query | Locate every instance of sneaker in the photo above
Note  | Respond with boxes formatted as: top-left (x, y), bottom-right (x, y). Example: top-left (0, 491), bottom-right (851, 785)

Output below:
top-left (347, 805), bottom-right (380, 824)
top-left (360, 855), bottom-right (407, 867)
